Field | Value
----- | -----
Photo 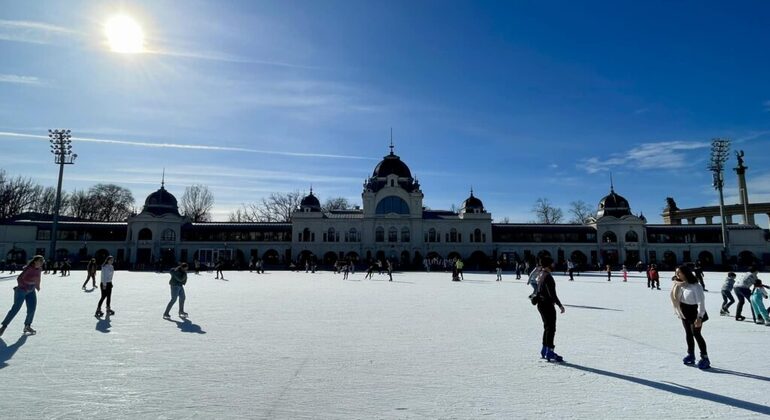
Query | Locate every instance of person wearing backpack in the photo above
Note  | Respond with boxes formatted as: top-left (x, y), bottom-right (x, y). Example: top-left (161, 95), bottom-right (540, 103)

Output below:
top-left (0, 255), bottom-right (45, 336)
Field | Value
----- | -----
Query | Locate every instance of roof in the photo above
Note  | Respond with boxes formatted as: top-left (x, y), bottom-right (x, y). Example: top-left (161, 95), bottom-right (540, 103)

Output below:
top-left (372, 152), bottom-right (412, 178)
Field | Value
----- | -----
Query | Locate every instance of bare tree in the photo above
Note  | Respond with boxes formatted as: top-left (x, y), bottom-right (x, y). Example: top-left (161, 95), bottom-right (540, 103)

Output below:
top-left (568, 200), bottom-right (594, 224)
top-left (496, 216), bottom-right (512, 223)
top-left (89, 184), bottom-right (135, 221)
top-left (321, 197), bottom-right (352, 212)
top-left (66, 189), bottom-right (96, 220)
top-left (0, 170), bottom-right (42, 220)
top-left (532, 198), bottom-right (563, 224)
top-left (230, 191), bottom-right (304, 222)
top-left (181, 184), bottom-right (214, 222)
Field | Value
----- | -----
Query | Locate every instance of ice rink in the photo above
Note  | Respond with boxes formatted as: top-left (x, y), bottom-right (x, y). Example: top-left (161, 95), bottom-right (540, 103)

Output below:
top-left (0, 268), bottom-right (768, 419)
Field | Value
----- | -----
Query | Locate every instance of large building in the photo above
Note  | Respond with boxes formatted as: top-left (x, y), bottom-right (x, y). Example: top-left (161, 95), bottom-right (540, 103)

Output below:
top-left (1, 146), bottom-right (768, 270)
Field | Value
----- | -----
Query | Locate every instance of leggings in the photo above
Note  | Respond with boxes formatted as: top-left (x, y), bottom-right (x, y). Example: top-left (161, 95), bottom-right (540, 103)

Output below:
top-left (537, 302), bottom-right (557, 349)
top-left (97, 283), bottom-right (113, 310)
top-left (680, 303), bottom-right (707, 356)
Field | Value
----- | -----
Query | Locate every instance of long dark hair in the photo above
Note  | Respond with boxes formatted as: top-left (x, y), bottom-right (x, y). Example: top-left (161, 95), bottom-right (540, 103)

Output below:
top-left (676, 264), bottom-right (698, 284)
top-left (25, 255), bottom-right (45, 269)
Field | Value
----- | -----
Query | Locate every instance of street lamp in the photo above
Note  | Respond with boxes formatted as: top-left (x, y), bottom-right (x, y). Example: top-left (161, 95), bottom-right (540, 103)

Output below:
top-left (708, 138), bottom-right (730, 265)
top-left (49, 129), bottom-right (77, 262)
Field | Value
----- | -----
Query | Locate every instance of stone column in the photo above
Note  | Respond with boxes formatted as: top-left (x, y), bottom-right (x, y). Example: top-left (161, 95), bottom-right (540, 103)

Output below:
top-left (688, 218), bottom-right (697, 225)
top-left (705, 216), bottom-right (713, 224)
top-left (734, 151), bottom-right (751, 224)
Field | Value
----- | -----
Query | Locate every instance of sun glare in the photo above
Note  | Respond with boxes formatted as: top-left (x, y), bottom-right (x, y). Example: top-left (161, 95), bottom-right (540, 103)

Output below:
top-left (105, 14), bottom-right (144, 54)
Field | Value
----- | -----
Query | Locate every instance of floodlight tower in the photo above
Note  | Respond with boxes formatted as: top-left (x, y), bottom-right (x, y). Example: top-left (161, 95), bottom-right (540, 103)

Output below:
top-left (708, 138), bottom-right (730, 264)
top-left (49, 129), bottom-right (77, 262)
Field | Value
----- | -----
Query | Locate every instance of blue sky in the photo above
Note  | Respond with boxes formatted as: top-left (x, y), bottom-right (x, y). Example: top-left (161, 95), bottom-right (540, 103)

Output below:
top-left (1, 0), bottom-right (769, 226)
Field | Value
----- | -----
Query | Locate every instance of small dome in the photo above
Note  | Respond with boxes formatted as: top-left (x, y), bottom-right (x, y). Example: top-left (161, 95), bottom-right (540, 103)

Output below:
top-left (597, 188), bottom-right (631, 218)
top-left (300, 190), bottom-right (321, 212)
top-left (143, 186), bottom-right (180, 216)
top-left (462, 190), bottom-right (485, 213)
top-left (372, 152), bottom-right (412, 178)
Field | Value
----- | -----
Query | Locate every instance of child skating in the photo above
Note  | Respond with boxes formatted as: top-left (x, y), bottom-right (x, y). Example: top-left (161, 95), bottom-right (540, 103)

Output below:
top-left (750, 279), bottom-right (769, 326)
top-left (720, 272), bottom-right (736, 316)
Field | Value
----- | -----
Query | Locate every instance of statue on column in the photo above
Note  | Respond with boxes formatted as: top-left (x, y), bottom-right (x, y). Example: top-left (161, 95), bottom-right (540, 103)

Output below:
top-left (735, 150), bottom-right (746, 170)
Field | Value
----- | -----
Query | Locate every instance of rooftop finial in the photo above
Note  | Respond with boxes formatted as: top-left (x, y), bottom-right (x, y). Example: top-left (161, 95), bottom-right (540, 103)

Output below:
top-left (609, 172), bottom-right (614, 192)
top-left (470, 186), bottom-right (474, 196)
top-left (309, 184), bottom-right (313, 195)
top-left (161, 168), bottom-right (165, 188)
top-left (389, 128), bottom-right (394, 155)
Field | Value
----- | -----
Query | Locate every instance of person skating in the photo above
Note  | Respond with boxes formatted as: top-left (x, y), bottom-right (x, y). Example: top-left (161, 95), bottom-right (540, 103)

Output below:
top-left (694, 261), bottom-right (707, 291)
top-left (387, 260), bottom-right (393, 282)
top-left (534, 256), bottom-right (565, 362)
top-left (622, 265), bottom-right (628, 282)
top-left (496, 260), bottom-right (503, 281)
top-left (606, 265), bottom-right (612, 281)
top-left (734, 266), bottom-right (758, 321)
top-left (649, 264), bottom-right (660, 290)
top-left (95, 256), bottom-right (115, 317)
top-left (670, 264), bottom-right (710, 369)
top-left (82, 258), bottom-right (98, 289)
top-left (0, 255), bottom-right (44, 337)
top-left (455, 259), bottom-right (464, 280)
top-left (163, 263), bottom-right (189, 319)
top-left (515, 262), bottom-right (522, 280)
top-left (342, 264), bottom-right (350, 280)
top-left (750, 279), bottom-right (770, 325)
top-left (194, 259), bottom-right (200, 275)
top-left (364, 263), bottom-right (375, 279)
top-left (720, 272), bottom-right (736, 315)
top-left (567, 260), bottom-right (574, 281)
top-left (215, 259), bottom-right (224, 280)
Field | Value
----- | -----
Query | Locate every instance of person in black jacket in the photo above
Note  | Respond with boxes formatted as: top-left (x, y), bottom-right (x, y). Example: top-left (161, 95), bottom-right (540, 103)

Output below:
top-left (536, 255), bottom-right (566, 362)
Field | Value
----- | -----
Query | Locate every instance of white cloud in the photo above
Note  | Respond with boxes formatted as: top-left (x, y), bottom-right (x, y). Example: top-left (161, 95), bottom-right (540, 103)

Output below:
top-left (0, 74), bottom-right (44, 86)
top-left (764, 100), bottom-right (770, 112)
top-left (0, 19), bottom-right (76, 45)
top-left (580, 141), bottom-right (709, 174)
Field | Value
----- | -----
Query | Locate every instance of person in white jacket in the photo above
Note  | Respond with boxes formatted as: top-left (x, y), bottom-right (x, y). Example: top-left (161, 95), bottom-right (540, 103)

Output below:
top-left (95, 256), bottom-right (115, 318)
top-left (670, 264), bottom-right (709, 369)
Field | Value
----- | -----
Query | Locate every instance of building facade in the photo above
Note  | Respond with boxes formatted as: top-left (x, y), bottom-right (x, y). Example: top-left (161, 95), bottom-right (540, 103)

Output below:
top-left (1, 147), bottom-right (768, 270)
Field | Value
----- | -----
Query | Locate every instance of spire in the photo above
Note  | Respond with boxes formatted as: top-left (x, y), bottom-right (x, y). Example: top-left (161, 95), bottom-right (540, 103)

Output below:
top-left (470, 186), bottom-right (474, 197)
top-left (609, 172), bottom-right (614, 193)
top-left (389, 128), bottom-right (394, 155)
top-left (161, 168), bottom-right (166, 189)
top-left (309, 184), bottom-right (314, 195)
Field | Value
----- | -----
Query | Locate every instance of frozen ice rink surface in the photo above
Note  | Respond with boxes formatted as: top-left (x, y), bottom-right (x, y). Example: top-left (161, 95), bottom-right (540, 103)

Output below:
top-left (0, 269), bottom-right (768, 419)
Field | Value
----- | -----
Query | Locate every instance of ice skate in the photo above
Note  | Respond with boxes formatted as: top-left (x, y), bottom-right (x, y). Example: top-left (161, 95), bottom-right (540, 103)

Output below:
top-left (23, 324), bottom-right (36, 335)
top-left (163, 314), bottom-right (171, 320)
top-left (545, 348), bottom-right (563, 363)
top-left (697, 356), bottom-right (710, 370)
top-left (107, 309), bottom-right (115, 316)
top-left (95, 310), bottom-right (104, 318)
top-left (540, 346), bottom-right (547, 359)
top-left (179, 311), bottom-right (189, 318)
top-left (682, 353), bottom-right (695, 365)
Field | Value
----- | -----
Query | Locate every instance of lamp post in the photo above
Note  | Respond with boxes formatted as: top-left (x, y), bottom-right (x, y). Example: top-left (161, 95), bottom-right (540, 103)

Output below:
top-left (49, 129), bottom-right (77, 262)
top-left (708, 138), bottom-right (730, 265)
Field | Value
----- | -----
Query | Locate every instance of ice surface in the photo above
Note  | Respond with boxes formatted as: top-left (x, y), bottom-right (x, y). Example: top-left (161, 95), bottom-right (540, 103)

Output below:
top-left (0, 269), bottom-right (768, 419)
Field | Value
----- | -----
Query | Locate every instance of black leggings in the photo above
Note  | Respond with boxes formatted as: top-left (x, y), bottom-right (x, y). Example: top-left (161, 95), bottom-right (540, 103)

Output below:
top-left (98, 283), bottom-right (113, 310)
top-left (538, 302), bottom-right (557, 349)
top-left (680, 303), bottom-right (707, 356)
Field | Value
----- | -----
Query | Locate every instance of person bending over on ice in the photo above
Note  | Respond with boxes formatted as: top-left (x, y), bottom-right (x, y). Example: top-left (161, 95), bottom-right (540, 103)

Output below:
top-left (720, 272), bottom-right (736, 316)
top-left (164, 263), bottom-right (189, 319)
top-left (670, 265), bottom-right (710, 369)
top-left (0, 255), bottom-right (45, 336)
top-left (734, 266), bottom-right (758, 322)
top-left (535, 255), bottom-right (565, 362)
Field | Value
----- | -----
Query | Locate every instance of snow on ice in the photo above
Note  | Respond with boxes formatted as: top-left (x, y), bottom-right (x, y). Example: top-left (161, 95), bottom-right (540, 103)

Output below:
top-left (0, 269), bottom-right (768, 419)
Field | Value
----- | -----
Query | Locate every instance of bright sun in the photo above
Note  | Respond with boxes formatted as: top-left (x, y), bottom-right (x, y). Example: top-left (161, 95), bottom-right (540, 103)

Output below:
top-left (105, 15), bottom-right (144, 54)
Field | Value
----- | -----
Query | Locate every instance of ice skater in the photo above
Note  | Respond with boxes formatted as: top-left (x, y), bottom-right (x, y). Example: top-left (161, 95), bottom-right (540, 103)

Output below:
top-left (83, 258), bottom-right (98, 289)
top-left (534, 256), bottom-right (565, 362)
top-left (720, 272), bottom-right (736, 315)
top-left (750, 279), bottom-right (769, 325)
top-left (163, 263), bottom-right (189, 319)
top-left (496, 260), bottom-right (503, 281)
top-left (95, 256), bottom-right (115, 318)
top-left (215, 259), bottom-right (224, 280)
top-left (364, 263), bottom-right (374, 279)
top-left (734, 266), bottom-right (758, 322)
top-left (387, 260), bottom-right (393, 282)
top-left (567, 260), bottom-right (574, 281)
top-left (455, 259), bottom-right (464, 280)
top-left (606, 265), bottom-right (612, 281)
top-left (694, 261), bottom-right (707, 291)
top-left (670, 264), bottom-right (710, 369)
top-left (648, 264), bottom-right (660, 290)
top-left (622, 265), bottom-right (628, 282)
top-left (0, 255), bottom-right (45, 337)
top-left (342, 263), bottom-right (350, 280)
top-left (194, 259), bottom-right (200, 275)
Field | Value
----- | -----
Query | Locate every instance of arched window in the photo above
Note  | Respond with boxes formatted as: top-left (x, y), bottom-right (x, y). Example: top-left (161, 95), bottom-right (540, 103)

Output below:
top-left (602, 231), bottom-right (617, 243)
top-left (327, 228), bottom-right (336, 242)
top-left (428, 228), bottom-right (437, 243)
top-left (347, 228), bottom-right (358, 242)
top-left (401, 227), bottom-right (410, 242)
top-left (449, 228), bottom-right (458, 243)
top-left (375, 227), bottom-right (385, 242)
top-left (375, 196), bottom-right (410, 215)
top-left (302, 228), bottom-right (312, 242)
top-left (473, 228), bottom-right (482, 243)
top-left (138, 228), bottom-right (152, 241)
top-left (161, 229), bottom-right (176, 241)
top-left (388, 227), bottom-right (398, 242)
top-left (625, 231), bottom-right (639, 242)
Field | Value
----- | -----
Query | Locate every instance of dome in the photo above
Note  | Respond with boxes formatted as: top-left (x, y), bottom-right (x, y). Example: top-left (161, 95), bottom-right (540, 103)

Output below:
top-left (372, 151), bottom-right (412, 178)
top-left (597, 188), bottom-right (631, 218)
top-left (299, 189), bottom-right (321, 212)
top-left (143, 186), bottom-right (180, 216)
top-left (461, 190), bottom-right (485, 213)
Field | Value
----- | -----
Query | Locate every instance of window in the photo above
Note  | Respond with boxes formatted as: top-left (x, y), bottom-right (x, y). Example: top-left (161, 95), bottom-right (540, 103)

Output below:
top-left (347, 228), bottom-right (359, 242)
top-left (625, 231), bottom-right (639, 242)
top-left (388, 227), bottom-right (398, 242)
top-left (473, 228), bottom-right (482, 243)
top-left (375, 196), bottom-right (410, 215)
top-left (138, 228), bottom-right (152, 241)
top-left (375, 227), bottom-right (384, 242)
top-left (602, 231), bottom-right (617, 243)
top-left (327, 228), bottom-right (337, 242)
top-left (161, 229), bottom-right (176, 241)
top-left (449, 228), bottom-right (458, 243)
top-left (401, 227), bottom-right (410, 242)
top-left (301, 228), bottom-right (312, 242)
top-left (427, 228), bottom-right (437, 243)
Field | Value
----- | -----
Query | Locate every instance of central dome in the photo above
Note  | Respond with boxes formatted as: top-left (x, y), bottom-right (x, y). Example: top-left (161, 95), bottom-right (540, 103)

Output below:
top-left (597, 188), bottom-right (631, 218)
top-left (143, 185), bottom-right (180, 216)
top-left (372, 153), bottom-right (412, 178)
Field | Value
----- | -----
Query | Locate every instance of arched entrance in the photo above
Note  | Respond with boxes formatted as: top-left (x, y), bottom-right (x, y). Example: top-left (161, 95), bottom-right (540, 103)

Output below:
top-left (400, 251), bottom-right (410, 268)
top-left (663, 251), bottom-right (677, 269)
top-left (697, 251), bottom-right (714, 268)
top-left (323, 252), bottom-right (338, 265)
top-left (570, 250), bottom-right (588, 266)
top-left (138, 228), bottom-right (152, 240)
top-left (447, 251), bottom-right (461, 261)
top-left (738, 250), bottom-right (757, 267)
top-left (56, 248), bottom-right (69, 262)
top-left (262, 249), bottom-right (280, 266)
top-left (468, 250), bottom-right (488, 270)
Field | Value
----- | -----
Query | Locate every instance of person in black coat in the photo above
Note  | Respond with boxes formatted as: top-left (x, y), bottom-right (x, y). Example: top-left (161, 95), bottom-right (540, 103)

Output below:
top-left (535, 255), bottom-right (566, 362)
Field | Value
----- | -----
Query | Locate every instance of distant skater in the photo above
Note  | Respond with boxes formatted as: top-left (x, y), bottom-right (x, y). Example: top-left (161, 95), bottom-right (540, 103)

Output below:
top-left (720, 272), bottom-right (736, 316)
top-left (606, 265), bottom-right (612, 281)
top-left (622, 265), bottom-right (628, 282)
top-left (455, 259), bottom-right (464, 280)
top-left (83, 258), bottom-right (97, 289)
top-left (694, 261), bottom-right (707, 291)
top-left (387, 260), bottom-right (393, 282)
top-left (343, 264), bottom-right (350, 280)
top-left (194, 259), bottom-right (200, 275)
top-left (163, 263), bottom-right (189, 319)
top-left (750, 279), bottom-right (769, 325)
top-left (567, 260), bottom-right (574, 281)
top-left (515, 262), bottom-right (522, 280)
top-left (215, 259), bottom-right (224, 280)
top-left (671, 265), bottom-right (710, 369)
top-left (0, 255), bottom-right (44, 336)
top-left (534, 256), bottom-right (565, 362)
top-left (95, 256), bottom-right (115, 318)
top-left (648, 264), bottom-right (660, 290)
top-left (496, 260), bottom-right (503, 281)
top-left (365, 263), bottom-right (374, 279)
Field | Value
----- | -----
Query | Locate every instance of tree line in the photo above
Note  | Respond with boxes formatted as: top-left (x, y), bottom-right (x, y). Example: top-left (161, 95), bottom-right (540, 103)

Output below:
top-left (0, 169), bottom-right (215, 222)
